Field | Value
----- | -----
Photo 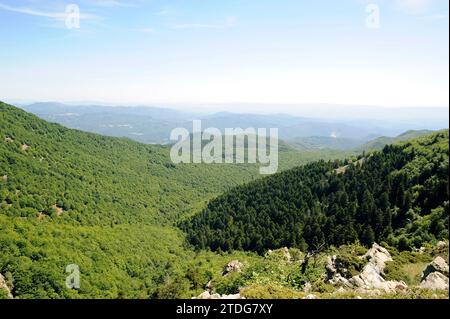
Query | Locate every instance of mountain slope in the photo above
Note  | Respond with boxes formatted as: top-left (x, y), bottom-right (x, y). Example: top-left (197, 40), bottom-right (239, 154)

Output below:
top-left (355, 130), bottom-right (433, 152)
top-left (286, 136), bottom-right (365, 151)
top-left (183, 131), bottom-right (449, 253)
top-left (0, 102), bottom-right (269, 298)
top-left (0, 101), bottom-right (353, 298)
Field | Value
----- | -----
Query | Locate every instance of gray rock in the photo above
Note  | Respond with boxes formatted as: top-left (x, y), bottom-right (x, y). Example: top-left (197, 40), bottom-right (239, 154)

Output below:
top-left (422, 256), bottom-right (449, 279)
top-left (326, 255), bottom-right (352, 287)
top-left (347, 243), bottom-right (407, 293)
top-left (420, 272), bottom-right (449, 290)
top-left (330, 273), bottom-right (352, 287)
top-left (224, 260), bottom-right (243, 275)
top-left (303, 282), bottom-right (312, 293)
top-left (194, 291), bottom-right (244, 299)
top-left (436, 241), bottom-right (448, 250)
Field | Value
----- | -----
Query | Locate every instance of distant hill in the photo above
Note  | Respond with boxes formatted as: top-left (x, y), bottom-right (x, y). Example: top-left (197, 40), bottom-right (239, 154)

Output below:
top-left (21, 102), bottom-right (196, 144)
top-left (286, 136), bottom-right (365, 151)
top-left (356, 130), bottom-right (434, 152)
top-left (21, 102), bottom-right (406, 144)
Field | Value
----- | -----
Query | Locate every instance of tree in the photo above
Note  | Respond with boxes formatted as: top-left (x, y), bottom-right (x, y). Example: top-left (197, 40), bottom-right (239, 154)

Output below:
top-left (361, 225), bottom-right (375, 247)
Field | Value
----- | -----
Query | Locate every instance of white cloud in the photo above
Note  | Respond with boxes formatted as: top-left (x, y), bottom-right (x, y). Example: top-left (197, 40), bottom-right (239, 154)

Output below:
top-left (172, 16), bottom-right (237, 30)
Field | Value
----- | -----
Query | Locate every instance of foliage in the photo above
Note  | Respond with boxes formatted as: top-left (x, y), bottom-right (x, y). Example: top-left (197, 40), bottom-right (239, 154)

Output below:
top-left (183, 131), bottom-right (449, 253)
top-left (0, 102), bottom-right (271, 298)
top-left (1, 102), bottom-right (448, 299)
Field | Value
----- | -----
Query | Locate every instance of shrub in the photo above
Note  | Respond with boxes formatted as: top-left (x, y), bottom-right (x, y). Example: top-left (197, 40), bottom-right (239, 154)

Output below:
top-left (240, 284), bottom-right (305, 299)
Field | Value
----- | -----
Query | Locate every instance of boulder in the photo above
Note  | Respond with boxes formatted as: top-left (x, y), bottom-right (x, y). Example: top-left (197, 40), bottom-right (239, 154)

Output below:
top-left (420, 272), bottom-right (449, 291)
top-left (303, 294), bottom-right (317, 299)
top-left (326, 255), bottom-right (337, 274)
top-left (422, 256), bottom-right (449, 279)
top-left (325, 255), bottom-right (352, 287)
top-left (194, 291), bottom-right (243, 299)
top-left (329, 273), bottom-right (352, 288)
top-left (361, 243), bottom-right (392, 269)
top-left (346, 243), bottom-right (407, 293)
top-left (436, 241), bottom-right (448, 250)
top-left (224, 260), bottom-right (243, 275)
top-left (303, 282), bottom-right (312, 293)
top-left (196, 291), bottom-right (212, 299)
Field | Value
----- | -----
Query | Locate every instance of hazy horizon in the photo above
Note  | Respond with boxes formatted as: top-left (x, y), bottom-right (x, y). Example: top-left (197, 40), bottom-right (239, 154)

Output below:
top-left (6, 99), bottom-right (449, 122)
top-left (1, 0), bottom-right (449, 107)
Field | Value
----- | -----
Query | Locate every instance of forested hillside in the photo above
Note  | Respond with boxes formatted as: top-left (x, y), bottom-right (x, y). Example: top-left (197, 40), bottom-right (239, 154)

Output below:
top-left (1, 101), bottom-right (448, 299)
top-left (356, 130), bottom-right (433, 152)
top-left (0, 101), bottom-right (349, 298)
top-left (183, 131), bottom-right (449, 253)
top-left (0, 101), bottom-right (260, 298)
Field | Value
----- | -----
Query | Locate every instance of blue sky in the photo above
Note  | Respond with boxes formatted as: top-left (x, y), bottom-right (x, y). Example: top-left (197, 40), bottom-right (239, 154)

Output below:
top-left (0, 0), bottom-right (448, 110)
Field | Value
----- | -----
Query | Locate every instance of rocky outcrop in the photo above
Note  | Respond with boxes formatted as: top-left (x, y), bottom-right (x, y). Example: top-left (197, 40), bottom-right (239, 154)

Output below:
top-left (224, 260), bottom-right (243, 275)
top-left (327, 243), bottom-right (407, 293)
top-left (436, 241), bottom-right (448, 250)
top-left (194, 291), bottom-right (243, 299)
top-left (326, 255), bottom-right (353, 288)
top-left (303, 282), bottom-right (312, 293)
top-left (420, 272), bottom-right (449, 290)
top-left (0, 273), bottom-right (13, 299)
top-left (194, 260), bottom-right (246, 299)
top-left (422, 256), bottom-right (449, 279)
top-left (420, 256), bottom-right (449, 290)
top-left (348, 243), bottom-right (408, 292)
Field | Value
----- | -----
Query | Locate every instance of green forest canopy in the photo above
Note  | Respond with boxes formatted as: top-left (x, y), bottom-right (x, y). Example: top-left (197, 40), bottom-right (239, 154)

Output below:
top-left (0, 101), bottom-right (448, 298)
top-left (183, 131), bottom-right (449, 253)
top-left (0, 101), bottom-right (348, 298)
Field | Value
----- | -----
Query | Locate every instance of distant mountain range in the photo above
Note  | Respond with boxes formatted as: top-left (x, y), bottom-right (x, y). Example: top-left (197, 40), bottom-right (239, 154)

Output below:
top-left (355, 130), bottom-right (435, 152)
top-left (19, 102), bottom-right (448, 149)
